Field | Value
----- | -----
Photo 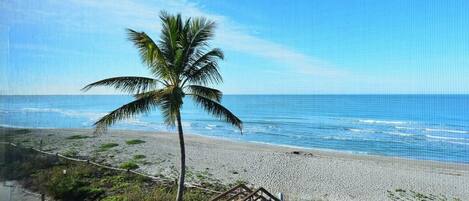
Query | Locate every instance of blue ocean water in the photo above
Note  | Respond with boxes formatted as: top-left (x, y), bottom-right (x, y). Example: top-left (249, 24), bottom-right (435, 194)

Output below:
top-left (1, 95), bottom-right (468, 163)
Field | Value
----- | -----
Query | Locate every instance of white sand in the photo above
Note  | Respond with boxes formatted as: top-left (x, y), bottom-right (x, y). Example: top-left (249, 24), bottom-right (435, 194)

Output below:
top-left (2, 127), bottom-right (469, 201)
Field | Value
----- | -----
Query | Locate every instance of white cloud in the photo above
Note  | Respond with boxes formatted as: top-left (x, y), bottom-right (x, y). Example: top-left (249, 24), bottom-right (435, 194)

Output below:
top-left (3, 0), bottom-right (345, 77)
top-left (214, 28), bottom-right (343, 76)
top-left (6, 0), bottom-right (344, 77)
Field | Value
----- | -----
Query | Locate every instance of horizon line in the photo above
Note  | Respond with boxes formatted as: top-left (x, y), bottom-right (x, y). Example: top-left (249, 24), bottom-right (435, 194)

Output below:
top-left (2, 93), bottom-right (469, 96)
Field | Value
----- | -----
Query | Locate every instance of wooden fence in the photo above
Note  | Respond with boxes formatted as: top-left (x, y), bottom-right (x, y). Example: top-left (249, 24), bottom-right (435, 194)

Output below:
top-left (1, 141), bottom-right (284, 201)
top-left (0, 141), bottom-right (223, 196)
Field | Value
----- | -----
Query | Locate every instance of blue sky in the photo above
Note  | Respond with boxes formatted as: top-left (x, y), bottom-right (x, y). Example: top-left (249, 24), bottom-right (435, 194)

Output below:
top-left (1, 0), bottom-right (469, 94)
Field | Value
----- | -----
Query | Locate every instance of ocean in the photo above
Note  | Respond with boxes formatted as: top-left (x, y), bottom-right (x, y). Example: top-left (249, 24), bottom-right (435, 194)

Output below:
top-left (1, 95), bottom-right (468, 163)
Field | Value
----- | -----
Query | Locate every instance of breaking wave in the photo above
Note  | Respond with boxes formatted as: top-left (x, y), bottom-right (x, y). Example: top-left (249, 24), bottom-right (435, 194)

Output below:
top-left (358, 119), bottom-right (408, 125)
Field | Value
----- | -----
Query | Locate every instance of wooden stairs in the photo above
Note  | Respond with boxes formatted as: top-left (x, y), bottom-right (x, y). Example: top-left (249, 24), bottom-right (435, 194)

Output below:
top-left (210, 184), bottom-right (282, 201)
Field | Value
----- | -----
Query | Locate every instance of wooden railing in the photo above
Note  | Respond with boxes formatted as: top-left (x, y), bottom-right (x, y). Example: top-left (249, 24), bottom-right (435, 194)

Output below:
top-left (210, 184), bottom-right (281, 201)
top-left (241, 187), bottom-right (281, 201)
top-left (210, 184), bottom-right (253, 201)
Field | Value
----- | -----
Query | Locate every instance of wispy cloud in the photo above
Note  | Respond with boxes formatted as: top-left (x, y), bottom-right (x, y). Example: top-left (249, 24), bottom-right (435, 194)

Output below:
top-left (214, 28), bottom-right (343, 76)
top-left (3, 0), bottom-right (345, 77)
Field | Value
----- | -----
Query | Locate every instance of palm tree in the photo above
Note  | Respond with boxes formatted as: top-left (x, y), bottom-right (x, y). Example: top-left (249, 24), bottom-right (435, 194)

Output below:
top-left (82, 11), bottom-right (242, 201)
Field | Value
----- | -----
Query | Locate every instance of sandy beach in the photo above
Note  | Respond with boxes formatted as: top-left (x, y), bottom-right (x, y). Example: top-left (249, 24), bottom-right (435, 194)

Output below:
top-left (2, 127), bottom-right (468, 201)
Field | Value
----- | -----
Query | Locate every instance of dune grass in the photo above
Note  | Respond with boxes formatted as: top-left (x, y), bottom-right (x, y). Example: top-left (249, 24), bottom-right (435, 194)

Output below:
top-left (13, 129), bottom-right (31, 135)
top-left (126, 139), bottom-right (146, 145)
top-left (133, 154), bottom-right (146, 160)
top-left (120, 161), bottom-right (139, 170)
top-left (0, 144), bottom-right (228, 201)
top-left (62, 149), bottom-right (79, 157)
top-left (387, 189), bottom-right (461, 201)
top-left (66, 135), bottom-right (90, 140)
top-left (98, 143), bottom-right (119, 152)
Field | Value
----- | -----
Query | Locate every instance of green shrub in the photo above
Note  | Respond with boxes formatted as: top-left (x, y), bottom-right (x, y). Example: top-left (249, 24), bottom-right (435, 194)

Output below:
top-left (120, 162), bottom-right (139, 170)
top-left (102, 195), bottom-right (127, 201)
top-left (66, 135), bottom-right (90, 140)
top-left (14, 129), bottom-right (31, 134)
top-left (103, 185), bottom-right (213, 201)
top-left (38, 165), bottom-right (103, 200)
top-left (0, 144), bottom-right (226, 201)
top-left (99, 175), bottom-right (132, 191)
top-left (133, 154), bottom-right (146, 160)
top-left (387, 189), bottom-right (461, 201)
top-left (98, 143), bottom-right (119, 151)
top-left (0, 144), bottom-right (58, 181)
top-left (125, 139), bottom-right (146, 145)
top-left (62, 149), bottom-right (79, 157)
top-left (47, 175), bottom-right (101, 200)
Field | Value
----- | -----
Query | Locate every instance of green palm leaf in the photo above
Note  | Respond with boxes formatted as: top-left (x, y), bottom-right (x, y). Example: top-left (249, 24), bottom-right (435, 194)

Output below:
top-left (155, 86), bottom-right (184, 126)
top-left (181, 18), bottom-right (216, 66)
top-left (94, 92), bottom-right (161, 134)
top-left (187, 85), bottom-right (222, 102)
top-left (183, 62), bottom-right (222, 86)
top-left (127, 29), bottom-right (173, 82)
top-left (81, 76), bottom-right (159, 94)
top-left (189, 48), bottom-right (224, 67)
top-left (189, 94), bottom-right (242, 131)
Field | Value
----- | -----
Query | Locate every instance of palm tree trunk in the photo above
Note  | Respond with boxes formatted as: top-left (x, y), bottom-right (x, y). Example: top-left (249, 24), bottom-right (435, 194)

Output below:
top-left (175, 111), bottom-right (185, 201)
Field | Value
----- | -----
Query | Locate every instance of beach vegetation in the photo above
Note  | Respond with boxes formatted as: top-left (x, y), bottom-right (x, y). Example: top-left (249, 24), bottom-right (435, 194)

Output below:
top-left (0, 128), bottom-right (30, 142)
top-left (234, 179), bottom-right (248, 186)
top-left (82, 10), bottom-right (243, 201)
top-left (133, 154), bottom-right (146, 160)
top-left (66, 135), bottom-right (90, 140)
top-left (99, 143), bottom-right (119, 151)
top-left (0, 144), bottom-right (231, 201)
top-left (38, 165), bottom-right (104, 200)
top-left (387, 189), bottom-right (461, 201)
top-left (126, 139), bottom-right (146, 145)
top-left (63, 149), bottom-right (79, 157)
top-left (120, 161), bottom-right (140, 170)
top-left (14, 128), bottom-right (31, 134)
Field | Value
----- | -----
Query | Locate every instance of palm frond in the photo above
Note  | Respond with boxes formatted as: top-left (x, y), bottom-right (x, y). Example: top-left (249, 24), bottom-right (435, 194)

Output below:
top-left (182, 48), bottom-right (223, 86)
top-left (155, 85), bottom-right (184, 126)
top-left (94, 92), bottom-right (161, 134)
top-left (159, 11), bottom-right (182, 68)
top-left (187, 48), bottom-right (224, 70)
top-left (182, 62), bottom-right (222, 86)
top-left (186, 85), bottom-right (222, 102)
top-left (127, 29), bottom-right (172, 81)
top-left (81, 76), bottom-right (159, 94)
top-left (189, 94), bottom-right (242, 131)
top-left (181, 18), bottom-right (216, 67)
top-left (187, 17), bottom-right (215, 49)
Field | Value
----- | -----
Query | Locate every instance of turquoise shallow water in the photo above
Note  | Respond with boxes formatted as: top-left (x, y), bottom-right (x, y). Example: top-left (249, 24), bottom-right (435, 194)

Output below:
top-left (1, 95), bottom-right (468, 163)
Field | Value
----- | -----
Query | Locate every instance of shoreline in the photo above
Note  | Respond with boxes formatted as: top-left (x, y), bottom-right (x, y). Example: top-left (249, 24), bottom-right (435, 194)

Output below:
top-left (190, 131), bottom-right (469, 167)
top-left (2, 127), bottom-right (469, 200)
top-left (3, 125), bottom-right (468, 166)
